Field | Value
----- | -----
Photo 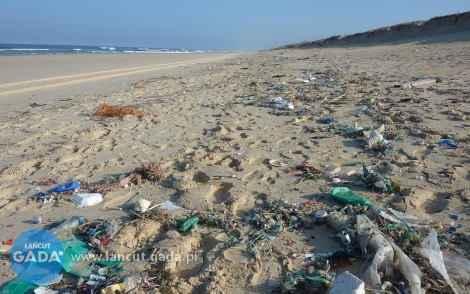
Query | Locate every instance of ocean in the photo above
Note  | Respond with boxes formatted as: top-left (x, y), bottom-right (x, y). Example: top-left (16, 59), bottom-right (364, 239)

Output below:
top-left (0, 44), bottom-right (226, 56)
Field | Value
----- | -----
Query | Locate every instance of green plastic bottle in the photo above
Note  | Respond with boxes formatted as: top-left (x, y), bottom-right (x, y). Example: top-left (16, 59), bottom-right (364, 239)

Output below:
top-left (331, 187), bottom-right (373, 207)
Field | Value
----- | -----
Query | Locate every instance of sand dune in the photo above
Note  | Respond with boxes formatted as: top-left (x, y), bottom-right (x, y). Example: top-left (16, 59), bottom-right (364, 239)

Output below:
top-left (276, 11), bottom-right (470, 49)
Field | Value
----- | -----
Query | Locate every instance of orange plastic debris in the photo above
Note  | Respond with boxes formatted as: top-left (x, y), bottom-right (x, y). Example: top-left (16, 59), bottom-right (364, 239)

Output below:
top-left (3, 239), bottom-right (13, 245)
top-left (43, 178), bottom-right (56, 185)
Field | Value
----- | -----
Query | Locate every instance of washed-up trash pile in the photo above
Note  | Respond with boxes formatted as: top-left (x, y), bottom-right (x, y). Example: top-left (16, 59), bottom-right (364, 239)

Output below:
top-left (7, 182), bottom-right (470, 294)
top-left (286, 163), bottom-right (322, 185)
top-left (92, 160), bottom-right (163, 193)
top-left (93, 103), bottom-right (146, 118)
top-left (364, 102), bottom-right (404, 121)
top-left (279, 201), bottom-right (469, 293)
top-left (29, 161), bottom-right (163, 207)
top-left (34, 180), bottom-right (81, 205)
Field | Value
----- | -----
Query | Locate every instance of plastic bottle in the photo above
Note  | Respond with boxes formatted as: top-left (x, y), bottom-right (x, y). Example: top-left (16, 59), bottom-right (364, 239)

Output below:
top-left (331, 187), bottom-right (373, 207)
top-left (49, 216), bottom-right (84, 236)
top-left (124, 276), bottom-right (139, 294)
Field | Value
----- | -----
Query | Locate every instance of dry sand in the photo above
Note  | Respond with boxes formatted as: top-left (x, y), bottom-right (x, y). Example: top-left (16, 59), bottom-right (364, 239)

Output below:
top-left (0, 53), bottom-right (238, 113)
top-left (0, 40), bottom-right (470, 293)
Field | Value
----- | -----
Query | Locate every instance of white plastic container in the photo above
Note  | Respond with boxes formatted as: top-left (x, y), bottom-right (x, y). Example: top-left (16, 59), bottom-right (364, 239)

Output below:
top-left (72, 193), bottom-right (103, 207)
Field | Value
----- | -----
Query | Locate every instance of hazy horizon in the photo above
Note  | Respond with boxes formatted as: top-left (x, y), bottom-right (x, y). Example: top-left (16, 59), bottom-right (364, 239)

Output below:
top-left (1, 1), bottom-right (470, 51)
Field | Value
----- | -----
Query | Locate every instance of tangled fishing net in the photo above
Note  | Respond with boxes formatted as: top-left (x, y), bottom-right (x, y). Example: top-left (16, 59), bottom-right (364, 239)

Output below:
top-left (93, 103), bottom-right (145, 118)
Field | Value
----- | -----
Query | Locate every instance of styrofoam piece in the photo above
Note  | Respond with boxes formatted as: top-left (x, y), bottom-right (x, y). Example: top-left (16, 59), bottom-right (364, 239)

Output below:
top-left (71, 193), bottom-right (103, 207)
top-left (330, 271), bottom-right (365, 294)
top-left (367, 131), bottom-right (384, 147)
top-left (135, 198), bottom-right (151, 212)
top-left (292, 78), bottom-right (309, 84)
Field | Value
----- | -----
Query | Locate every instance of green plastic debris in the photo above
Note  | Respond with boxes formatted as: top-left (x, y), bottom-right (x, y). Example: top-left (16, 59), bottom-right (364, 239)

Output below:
top-left (179, 217), bottom-right (199, 232)
top-left (331, 187), bottom-right (373, 207)
top-left (95, 259), bottom-right (123, 268)
top-left (248, 232), bottom-right (266, 256)
top-left (68, 263), bottom-right (95, 280)
top-left (61, 238), bottom-right (90, 272)
top-left (0, 278), bottom-right (36, 294)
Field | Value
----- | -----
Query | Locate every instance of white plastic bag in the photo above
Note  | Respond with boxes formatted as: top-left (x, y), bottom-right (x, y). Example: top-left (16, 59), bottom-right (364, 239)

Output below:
top-left (390, 242), bottom-right (423, 294)
top-left (443, 251), bottom-right (470, 293)
top-left (356, 215), bottom-right (394, 292)
top-left (420, 229), bottom-right (458, 293)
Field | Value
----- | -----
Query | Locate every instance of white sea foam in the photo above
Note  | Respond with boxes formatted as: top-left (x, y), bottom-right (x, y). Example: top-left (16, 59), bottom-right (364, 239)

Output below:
top-left (10, 48), bottom-right (50, 51)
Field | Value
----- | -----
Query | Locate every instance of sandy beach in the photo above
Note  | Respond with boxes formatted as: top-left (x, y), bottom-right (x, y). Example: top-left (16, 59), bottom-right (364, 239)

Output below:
top-left (0, 53), bottom-right (239, 113)
top-left (1, 38), bottom-right (470, 293)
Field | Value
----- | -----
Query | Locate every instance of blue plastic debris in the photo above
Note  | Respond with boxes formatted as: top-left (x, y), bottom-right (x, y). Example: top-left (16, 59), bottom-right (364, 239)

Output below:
top-left (36, 180), bottom-right (80, 198)
top-left (322, 118), bottom-right (334, 124)
top-left (398, 282), bottom-right (409, 294)
top-left (448, 226), bottom-right (457, 234)
top-left (439, 139), bottom-right (458, 149)
top-left (362, 163), bottom-right (370, 178)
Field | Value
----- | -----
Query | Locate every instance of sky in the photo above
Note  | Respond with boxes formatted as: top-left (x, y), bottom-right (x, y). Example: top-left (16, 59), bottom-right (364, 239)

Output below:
top-left (1, 1), bottom-right (469, 51)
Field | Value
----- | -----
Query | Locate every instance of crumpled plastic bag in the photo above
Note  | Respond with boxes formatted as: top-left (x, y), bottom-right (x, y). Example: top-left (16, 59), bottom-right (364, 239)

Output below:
top-left (420, 229), bottom-right (459, 293)
top-left (443, 251), bottom-right (470, 293)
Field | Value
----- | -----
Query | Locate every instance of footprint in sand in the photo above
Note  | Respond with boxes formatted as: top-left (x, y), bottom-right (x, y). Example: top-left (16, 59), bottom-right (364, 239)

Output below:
top-left (56, 154), bottom-right (81, 164)
top-left (250, 139), bottom-right (269, 148)
top-left (206, 183), bottom-right (233, 204)
top-left (215, 157), bottom-right (243, 171)
top-left (242, 166), bottom-right (269, 182)
top-left (261, 170), bottom-right (279, 185)
top-left (276, 136), bottom-right (297, 148)
top-left (0, 159), bottom-right (43, 181)
top-left (82, 127), bottom-right (111, 140)
top-left (296, 141), bottom-right (312, 150)
top-left (280, 149), bottom-right (308, 160)
top-left (407, 188), bottom-right (451, 214)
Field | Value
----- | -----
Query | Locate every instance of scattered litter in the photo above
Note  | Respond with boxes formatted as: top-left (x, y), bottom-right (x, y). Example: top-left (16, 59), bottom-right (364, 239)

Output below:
top-left (71, 193), bottom-right (103, 207)
top-left (134, 198), bottom-right (151, 213)
top-left (330, 271), bottom-right (365, 294)
top-left (269, 159), bottom-right (288, 167)
top-left (439, 139), bottom-right (458, 149)
top-left (322, 117), bottom-right (334, 124)
top-left (93, 103), bottom-right (145, 118)
top-left (159, 201), bottom-right (182, 210)
top-left (179, 217), bottom-right (199, 232)
top-left (36, 180), bottom-right (80, 199)
top-left (30, 103), bottom-right (46, 108)
top-left (331, 187), bottom-right (373, 207)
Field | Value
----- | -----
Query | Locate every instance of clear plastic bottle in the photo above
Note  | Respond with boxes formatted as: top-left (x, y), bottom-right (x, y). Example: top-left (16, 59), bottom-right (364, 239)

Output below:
top-left (49, 216), bottom-right (84, 236)
top-left (124, 276), bottom-right (139, 294)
